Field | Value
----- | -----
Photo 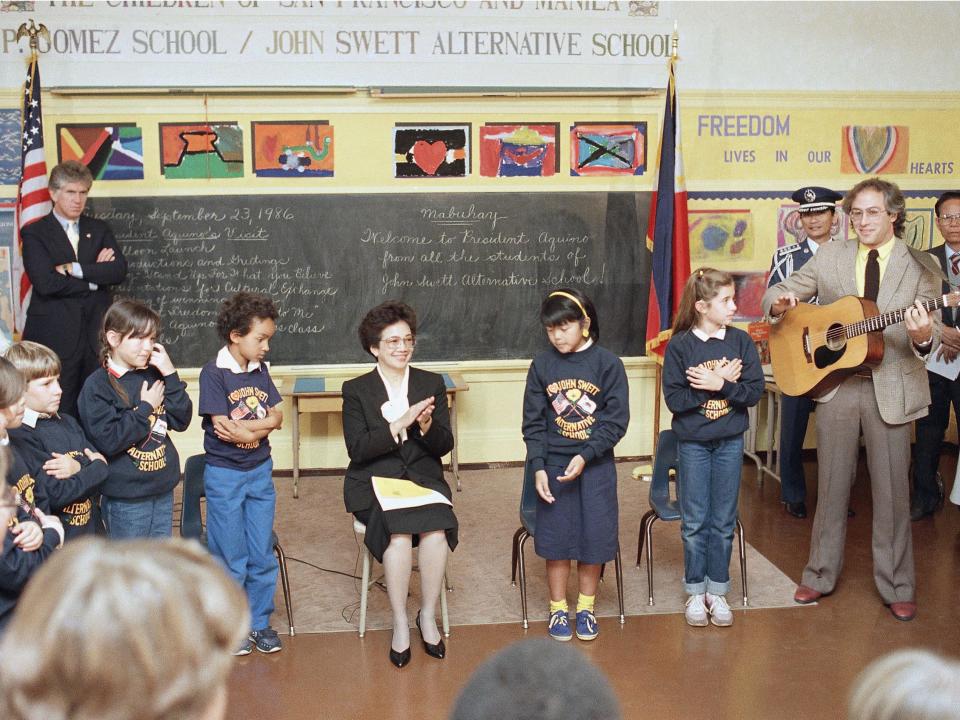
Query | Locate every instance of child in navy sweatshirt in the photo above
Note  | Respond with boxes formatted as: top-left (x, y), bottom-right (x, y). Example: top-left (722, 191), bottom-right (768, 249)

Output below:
top-left (663, 268), bottom-right (764, 629)
top-left (6, 341), bottom-right (107, 540)
top-left (78, 300), bottom-right (192, 539)
top-left (522, 288), bottom-right (629, 643)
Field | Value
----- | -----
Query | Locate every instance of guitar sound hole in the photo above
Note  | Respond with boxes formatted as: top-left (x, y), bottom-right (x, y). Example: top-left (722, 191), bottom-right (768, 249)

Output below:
top-left (824, 322), bottom-right (846, 351)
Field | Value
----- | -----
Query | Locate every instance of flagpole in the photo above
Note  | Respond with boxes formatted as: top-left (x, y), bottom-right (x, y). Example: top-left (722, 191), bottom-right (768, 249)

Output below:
top-left (650, 25), bottom-right (680, 455)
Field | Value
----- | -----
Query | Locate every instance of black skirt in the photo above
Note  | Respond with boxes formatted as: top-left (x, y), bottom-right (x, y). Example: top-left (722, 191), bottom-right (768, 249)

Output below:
top-left (354, 499), bottom-right (458, 563)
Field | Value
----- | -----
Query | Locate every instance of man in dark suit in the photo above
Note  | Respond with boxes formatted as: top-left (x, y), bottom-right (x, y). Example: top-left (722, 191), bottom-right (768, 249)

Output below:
top-left (910, 190), bottom-right (960, 520)
top-left (21, 161), bottom-right (127, 417)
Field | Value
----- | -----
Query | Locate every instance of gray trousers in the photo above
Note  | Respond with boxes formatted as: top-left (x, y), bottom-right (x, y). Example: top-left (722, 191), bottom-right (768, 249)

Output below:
top-left (801, 376), bottom-right (915, 603)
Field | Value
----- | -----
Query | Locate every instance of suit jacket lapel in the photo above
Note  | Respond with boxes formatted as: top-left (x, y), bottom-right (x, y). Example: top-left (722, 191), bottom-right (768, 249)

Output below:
top-left (876, 241), bottom-right (908, 312)
top-left (838, 240), bottom-right (859, 297)
top-left (44, 213), bottom-right (75, 260)
top-left (933, 246), bottom-right (956, 325)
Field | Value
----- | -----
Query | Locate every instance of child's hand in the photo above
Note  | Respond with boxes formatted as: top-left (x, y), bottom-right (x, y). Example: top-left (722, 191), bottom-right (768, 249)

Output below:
top-left (557, 454), bottom-right (586, 482)
top-left (12, 520), bottom-right (43, 552)
top-left (84, 448), bottom-right (107, 464)
top-left (140, 380), bottom-right (165, 409)
top-left (36, 510), bottom-right (64, 547)
top-left (149, 343), bottom-right (176, 376)
top-left (715, 358), bottom-right (742, 383)
top-left (213, 417), bottom-right (255, 444)
top-left (534, 469), bottom-right (554, 504)
top-left (686, 365), bottom-right (725, 392)
top-left (43, 452), bottom-right (82, 479)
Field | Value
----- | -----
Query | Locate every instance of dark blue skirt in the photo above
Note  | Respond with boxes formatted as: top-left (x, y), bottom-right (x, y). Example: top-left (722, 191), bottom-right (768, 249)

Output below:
top-left (534, 459), bottom-right (618, 564)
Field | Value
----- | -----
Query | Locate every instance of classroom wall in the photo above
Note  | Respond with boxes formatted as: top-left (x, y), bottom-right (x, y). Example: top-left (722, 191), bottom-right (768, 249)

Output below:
top-left (2, 2), bottom-right (959, 470)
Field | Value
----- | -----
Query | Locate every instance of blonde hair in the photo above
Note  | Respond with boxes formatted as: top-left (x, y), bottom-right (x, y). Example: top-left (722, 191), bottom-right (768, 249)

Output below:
top-left (0, 538), bottom-right (249, 720)
top-left (5, 341), bottom-right (61, 383)
top-left (848, 649), bottom-right (960, 720)
top-left (0, 357), bottom-right (26, 410)
top-left (672, 267), bottom-right (735, 334)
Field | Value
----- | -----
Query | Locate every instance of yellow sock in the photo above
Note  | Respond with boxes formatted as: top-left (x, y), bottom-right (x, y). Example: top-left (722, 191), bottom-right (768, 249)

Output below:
top-left (549, 599), bottom-right (568, 614)
top-left (576, 593), bottom-right (595, 613)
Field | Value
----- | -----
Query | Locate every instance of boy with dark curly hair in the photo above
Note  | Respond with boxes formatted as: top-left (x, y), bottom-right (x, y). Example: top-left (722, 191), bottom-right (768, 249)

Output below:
top-left (198, 292), bottom-right (283, 655)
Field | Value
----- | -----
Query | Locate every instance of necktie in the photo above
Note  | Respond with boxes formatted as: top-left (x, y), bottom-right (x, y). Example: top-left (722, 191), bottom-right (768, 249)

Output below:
top-left (864, 249), bottom-right (880, 302)
top-left (66, 221), bottom-right (80, 258)
top-left (951, 253), bottom-right (960, 276)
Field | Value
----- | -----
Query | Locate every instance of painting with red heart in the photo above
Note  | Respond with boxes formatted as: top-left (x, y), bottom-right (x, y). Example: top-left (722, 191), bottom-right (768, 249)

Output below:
top-left (394, 124), bottom-right (470, 178)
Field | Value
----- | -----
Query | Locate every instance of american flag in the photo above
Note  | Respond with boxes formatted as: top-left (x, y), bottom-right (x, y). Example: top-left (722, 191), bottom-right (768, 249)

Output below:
top-left (644, 55), bottom-right (690, 360)
top-left (14, 55), bottom-right (51, 333)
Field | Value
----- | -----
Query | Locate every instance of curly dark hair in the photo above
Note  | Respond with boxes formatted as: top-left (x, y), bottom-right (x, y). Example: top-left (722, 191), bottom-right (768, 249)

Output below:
top-left (358, 301), bottom-right (417, 357)
top-left (216, 292), bottom-right (279, 342)
top-left (842, 177), bottom-right (906, 238)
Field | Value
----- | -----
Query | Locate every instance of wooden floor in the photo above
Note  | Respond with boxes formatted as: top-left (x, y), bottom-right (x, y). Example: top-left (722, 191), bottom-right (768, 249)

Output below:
top-left (226, 456), bottom-right (960, 720)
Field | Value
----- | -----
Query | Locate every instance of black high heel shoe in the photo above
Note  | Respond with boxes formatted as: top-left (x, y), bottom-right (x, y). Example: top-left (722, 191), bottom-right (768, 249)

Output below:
top-left (415, 611), bottom-right (446, 660)
top-left (389, 645), bottom-right (411, 668)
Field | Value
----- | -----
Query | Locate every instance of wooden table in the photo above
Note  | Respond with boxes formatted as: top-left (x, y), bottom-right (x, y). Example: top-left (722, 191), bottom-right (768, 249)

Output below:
top-left (290, 372), bottom-right (469, 498)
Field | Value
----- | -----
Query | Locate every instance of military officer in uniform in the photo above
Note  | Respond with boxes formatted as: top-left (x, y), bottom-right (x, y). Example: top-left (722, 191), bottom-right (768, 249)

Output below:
top-left (767, 186), bottom-right (844, 518)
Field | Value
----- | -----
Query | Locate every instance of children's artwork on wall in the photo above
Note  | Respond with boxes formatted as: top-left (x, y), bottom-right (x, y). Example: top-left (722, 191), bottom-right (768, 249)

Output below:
top-left (776, 204), bottom-right (849, 247)
top-left (160, 122), bottom-right (243, 179)
top-left (904, 207), bottom-right (934, 250)
top-left (689, 209), bottom-right (754, 261)
top-left (732, 272), bottom-right (767, 321)
top-left (569, 122), bottom-right (646, 176)
top-left (841, 125), bottom-right (909, 174)
top-left (394, 124), bottom-right (470, 178)
top-left (252, 121), bottom-right (333, 177)
top-left (479, 123), bottom-right (558, 177)
top-left (0, 246), bottom-right (14, 350)
top-left (0, 109), bottom-right (21, 185)
top-left (57, 124), bottom-right (144, 181)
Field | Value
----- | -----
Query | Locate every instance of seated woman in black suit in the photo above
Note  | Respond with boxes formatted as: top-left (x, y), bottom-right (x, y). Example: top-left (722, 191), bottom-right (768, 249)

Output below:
top-left (342, 301), bottom-right (457, 668)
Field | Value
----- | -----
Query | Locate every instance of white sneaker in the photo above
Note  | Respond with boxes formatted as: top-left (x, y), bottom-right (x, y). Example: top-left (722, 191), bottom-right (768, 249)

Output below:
top-left (684, 593), bottom-right (708, 626)
top-left (706, 593), bottom-right (733, 627)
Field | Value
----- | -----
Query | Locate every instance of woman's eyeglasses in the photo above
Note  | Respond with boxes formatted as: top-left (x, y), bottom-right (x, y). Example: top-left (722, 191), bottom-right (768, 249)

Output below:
top-left (381, 335), bottom-right (416, 350)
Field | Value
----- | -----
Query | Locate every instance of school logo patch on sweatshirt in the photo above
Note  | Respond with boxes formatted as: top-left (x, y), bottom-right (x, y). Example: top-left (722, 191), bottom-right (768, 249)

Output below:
top-left (226, 386), bottom-right (271, 449)
top-left (546, 378), bottom-right (601, 440)
top-left (129, 402), bottom-right (168, 473)
top-left (694, 358), bottom-right (732, 421)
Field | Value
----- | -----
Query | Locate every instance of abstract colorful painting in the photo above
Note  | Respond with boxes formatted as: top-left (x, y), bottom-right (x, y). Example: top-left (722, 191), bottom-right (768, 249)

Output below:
top-left (689, 209), bottom-right (755, 261)
top-left (732, 272), bottom-right (767, 321)
top-left (776, 204), bottom-right (848, 247)
top-left (0, 109), bottom-right (20, 185)
top-left (252, 121), bottom-right (333, 178)
top-left (479, 123), bottom-right (558, 177)
top-left (160, 122), bottom-right (243, 179)
top-left (841, 125), bottom-right (909, 174)
top-left (569, 122), bottom-right (646, 176)
top-left (57, 124), bottom-right (144, 181)
top-left (394, 124), bottom-right (470, 178)
top-left (904, 207), bottom-right (934, 250)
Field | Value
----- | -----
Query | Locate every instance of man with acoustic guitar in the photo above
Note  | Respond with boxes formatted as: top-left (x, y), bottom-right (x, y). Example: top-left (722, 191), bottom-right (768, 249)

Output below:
top-left (763, 177), bottom-right (942, 622)
top-left (910, 191), bottom-right (960, 521)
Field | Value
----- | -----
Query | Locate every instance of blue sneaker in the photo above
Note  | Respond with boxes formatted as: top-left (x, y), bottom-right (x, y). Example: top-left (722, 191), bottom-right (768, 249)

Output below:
top-left (250, 626), bottom-right (283, 654)
top-left (547, 609), bottom-right (572, 641)
top-left (576, 609), bottom-right (598, 640)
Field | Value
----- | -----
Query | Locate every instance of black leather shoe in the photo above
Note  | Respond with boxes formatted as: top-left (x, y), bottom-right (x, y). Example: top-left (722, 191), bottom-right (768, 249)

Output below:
top-left (784, 501), bottom-right (807, 519)
top-left (415, 611), bottom-right (446, 659)
top-left (910, 503), bottom-right (937, 521)
top-left (389, 646), bottom-right (411, 668)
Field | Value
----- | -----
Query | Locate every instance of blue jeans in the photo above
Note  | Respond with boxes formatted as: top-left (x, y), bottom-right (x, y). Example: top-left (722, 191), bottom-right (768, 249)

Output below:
top-left (102, 491), bottom-right (174, 539)
top-left (205, 458), bottom-right (277, 631)
top-left (677, 436), bottom-right (744, 596)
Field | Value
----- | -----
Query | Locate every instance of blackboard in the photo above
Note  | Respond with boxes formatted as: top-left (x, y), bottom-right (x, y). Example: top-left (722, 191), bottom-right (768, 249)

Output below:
top-left (86, 192), bottom-right (652, 367)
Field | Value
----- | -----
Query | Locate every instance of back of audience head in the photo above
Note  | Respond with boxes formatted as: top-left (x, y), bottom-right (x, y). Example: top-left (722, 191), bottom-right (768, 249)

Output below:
top-left (0, 537), bottom-right (249, 720)
top-left (449, 638), bottom-right (621, 720)
top-left (848, 649), bottom-right (960, 720)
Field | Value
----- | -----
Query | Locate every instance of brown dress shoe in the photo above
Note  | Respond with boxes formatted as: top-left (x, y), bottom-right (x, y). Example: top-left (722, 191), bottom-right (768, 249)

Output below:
top-left (888, 601), bottom-right (917, 621)
top-left (793, 585), bottom-right (823, 604)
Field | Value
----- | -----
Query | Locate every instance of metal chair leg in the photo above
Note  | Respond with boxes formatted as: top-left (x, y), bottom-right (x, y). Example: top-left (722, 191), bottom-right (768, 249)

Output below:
top-left (358, 545), bottom-right (371, 638)
top-left (274, 541), bottom-right (295, 637)
top-left (736, 518), bottom-right (748, 606)
top-left (645, 515), bottom-right (656, 606)
top-left (614, 548), bottom-right (625, 624)
top-left (637, 509), bottom-right (654, 567)
top-left (511, 527), bottom-right (525, 585)
top-left (517, 530), bottom-right (530, 629)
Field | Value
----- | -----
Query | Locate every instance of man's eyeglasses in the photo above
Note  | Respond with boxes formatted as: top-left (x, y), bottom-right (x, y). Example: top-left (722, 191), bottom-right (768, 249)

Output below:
top-left (938, 213), bottom-right (960, 225)
top-left (848, 207), bottom-right (888, 222)
top-left (381, 335), bottom-right (416, 350)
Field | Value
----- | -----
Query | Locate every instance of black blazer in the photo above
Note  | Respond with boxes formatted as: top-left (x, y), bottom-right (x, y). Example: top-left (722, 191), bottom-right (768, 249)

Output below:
top-left (21, 212), bottom-right (128, 358)
top-left (342, 367), bottom-right (454, 514)
top-left (929, 244), bottom-right (959, 327)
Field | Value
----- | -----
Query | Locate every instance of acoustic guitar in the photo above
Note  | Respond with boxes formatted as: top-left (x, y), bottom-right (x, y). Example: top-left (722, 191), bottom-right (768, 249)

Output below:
top-left (769, 293), bottom-right (960, 397)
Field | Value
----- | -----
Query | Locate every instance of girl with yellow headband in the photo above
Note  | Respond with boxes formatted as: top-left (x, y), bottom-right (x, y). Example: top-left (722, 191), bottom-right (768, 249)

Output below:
top-left (522, 288), bottom-right (629, 642)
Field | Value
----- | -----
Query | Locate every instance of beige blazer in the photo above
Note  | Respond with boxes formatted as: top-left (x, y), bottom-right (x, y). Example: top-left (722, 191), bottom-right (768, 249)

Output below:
top-left (761, 238), bottom-right (942, 425)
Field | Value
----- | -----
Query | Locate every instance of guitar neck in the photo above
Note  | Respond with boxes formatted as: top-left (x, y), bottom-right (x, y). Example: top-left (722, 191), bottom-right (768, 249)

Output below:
top-left (847, 295), bottom-right (949, 338)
